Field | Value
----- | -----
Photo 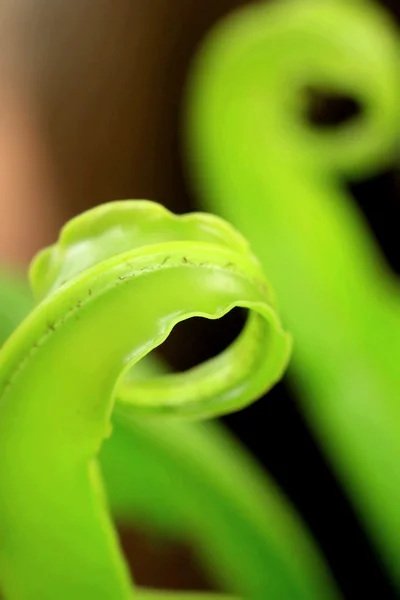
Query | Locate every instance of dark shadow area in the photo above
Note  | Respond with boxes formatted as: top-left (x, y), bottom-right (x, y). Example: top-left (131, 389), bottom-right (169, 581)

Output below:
top-left (349, 167), bottom-right (400, 276)
top-left (119, 526), bottom-right (216, 592)
top-left (303, 86), bottom-right (362, 128)
top-left (161, 307), bottom-right (247, 370)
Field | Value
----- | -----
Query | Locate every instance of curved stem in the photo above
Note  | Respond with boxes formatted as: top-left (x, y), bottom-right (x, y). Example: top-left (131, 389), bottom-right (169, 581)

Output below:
top-left (186, 0), bottom-right (400, 587)
top-left (0, 201), bottom-right (291, 599)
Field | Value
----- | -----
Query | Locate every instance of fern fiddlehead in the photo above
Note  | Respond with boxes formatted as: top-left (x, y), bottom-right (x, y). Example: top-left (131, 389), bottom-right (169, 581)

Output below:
top-left (0, 200), bottom-right (339, 599)
top-left (186, 0), bottom-right (400, 587)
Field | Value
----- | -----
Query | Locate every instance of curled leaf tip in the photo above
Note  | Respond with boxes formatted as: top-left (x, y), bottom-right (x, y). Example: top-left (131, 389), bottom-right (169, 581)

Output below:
top-left (30, 200), bottom-right (256, 303)
top-left (0, 199), bottom-right (291, 599)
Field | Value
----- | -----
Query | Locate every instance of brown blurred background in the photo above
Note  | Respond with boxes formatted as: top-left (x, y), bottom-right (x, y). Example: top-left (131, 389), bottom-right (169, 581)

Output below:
top-left (0, 0), bottom-right (250, 265)
top-left (1, 0), bottom-right (400, 597)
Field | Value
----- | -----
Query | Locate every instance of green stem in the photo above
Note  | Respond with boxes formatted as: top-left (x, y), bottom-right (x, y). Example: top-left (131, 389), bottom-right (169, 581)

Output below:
top-left (186, 0), bottom-right (400, 587)
top-left (0, 201), bottom-right (291, 599)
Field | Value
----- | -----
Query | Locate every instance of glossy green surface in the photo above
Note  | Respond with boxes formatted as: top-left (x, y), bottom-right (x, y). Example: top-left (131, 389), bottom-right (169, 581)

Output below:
top-left (0, 201), bottom-right (339, 599)
top-left (186, 0), bottom-right (400, 588)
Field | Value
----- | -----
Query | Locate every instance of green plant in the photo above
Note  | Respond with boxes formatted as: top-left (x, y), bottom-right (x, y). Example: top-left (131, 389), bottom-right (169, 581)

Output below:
top-left (0, 271), bottom-right (32, 344)
top-left (0, 201), bottom-right (340, 599)
top-left (186, 0), bottom-right (400, 590)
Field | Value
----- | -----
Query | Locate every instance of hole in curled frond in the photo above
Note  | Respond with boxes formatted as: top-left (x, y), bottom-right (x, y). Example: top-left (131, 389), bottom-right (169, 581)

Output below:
top-left (158, 307), bottom-right (248, 372)
top-left (302, 85), bottom-right (362, 128)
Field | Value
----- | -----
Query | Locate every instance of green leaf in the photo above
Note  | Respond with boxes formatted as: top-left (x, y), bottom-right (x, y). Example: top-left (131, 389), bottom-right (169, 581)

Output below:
top-left (0, 201), bottom-right (334, 599)
top-left (186, 0), bottom-right (400, 588)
